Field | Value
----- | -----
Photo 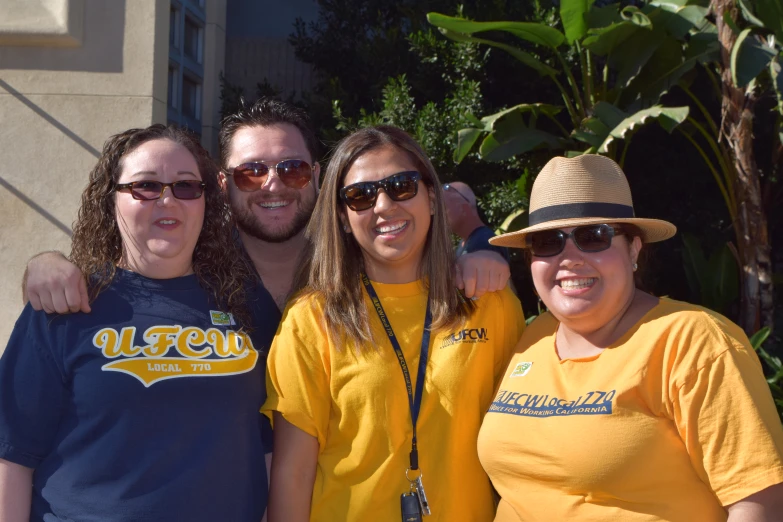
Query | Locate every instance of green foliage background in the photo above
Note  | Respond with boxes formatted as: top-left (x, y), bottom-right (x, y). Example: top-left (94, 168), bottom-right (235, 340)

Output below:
top-left (220, 0), bottom-right (782, 412)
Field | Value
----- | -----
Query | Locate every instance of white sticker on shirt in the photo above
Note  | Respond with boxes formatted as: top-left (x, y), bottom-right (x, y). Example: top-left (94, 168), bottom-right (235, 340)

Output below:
top-left (510, 361), bottom-right (533, 377)
top-left (210, 311), bottom-right (236, 326)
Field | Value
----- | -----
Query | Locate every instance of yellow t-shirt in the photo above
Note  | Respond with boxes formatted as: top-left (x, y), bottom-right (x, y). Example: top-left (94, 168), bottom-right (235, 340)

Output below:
top-left (478, 298), bottom-right (783, 522)
top-left (262, 281), bottom-right (524, 522)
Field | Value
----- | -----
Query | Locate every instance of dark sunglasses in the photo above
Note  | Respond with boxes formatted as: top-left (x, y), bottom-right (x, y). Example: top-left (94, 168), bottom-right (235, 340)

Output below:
top-left (115, 180), bottom-right (206, 201)
top-left (527, 224), bottom-right (625, 257)
top-left (340, 171), bottom-right (422, 211)
top-left (225, 160), bottom-right (314, 192)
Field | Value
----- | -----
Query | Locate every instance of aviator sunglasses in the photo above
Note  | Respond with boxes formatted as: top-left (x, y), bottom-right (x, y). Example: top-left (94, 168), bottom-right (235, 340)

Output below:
top-left (340, 171), bottom-right (422, 211)
top-left (115, 180), bottom-right (206, 201)
top-left (527, 224), bottom-right (626, 257)
top-left (225, 160), bottom-right (314, 192)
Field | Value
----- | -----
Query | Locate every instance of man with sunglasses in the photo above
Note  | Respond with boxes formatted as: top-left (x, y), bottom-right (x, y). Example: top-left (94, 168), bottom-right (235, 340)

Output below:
top-left (443, 181), bottom-right (509, 262)
top-left (217, 98), bottom-right (322, 310)
top-left (23, 99), bottom-right (511, 314)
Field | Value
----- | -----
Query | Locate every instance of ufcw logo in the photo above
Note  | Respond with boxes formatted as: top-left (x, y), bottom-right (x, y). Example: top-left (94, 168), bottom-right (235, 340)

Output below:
top-left (93, 325), bottom-right (258, 387)
top-left (439, 328), bottom-right (489, 349)
top-left (488, 388), bottom-right (616, 418)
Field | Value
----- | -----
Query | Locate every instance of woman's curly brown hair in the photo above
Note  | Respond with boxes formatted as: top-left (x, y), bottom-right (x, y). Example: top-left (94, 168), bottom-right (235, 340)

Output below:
top-left (69, 124), bottom-right (254, 329)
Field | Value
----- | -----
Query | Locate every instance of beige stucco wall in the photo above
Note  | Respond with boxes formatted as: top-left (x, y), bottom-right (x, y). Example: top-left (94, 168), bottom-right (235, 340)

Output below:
top-left (0, 0), bottom-right (171, 349)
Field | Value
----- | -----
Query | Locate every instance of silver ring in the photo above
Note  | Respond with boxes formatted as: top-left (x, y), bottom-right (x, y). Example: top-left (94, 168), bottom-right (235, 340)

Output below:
top-left (405, 468), bottom-right (422, 482)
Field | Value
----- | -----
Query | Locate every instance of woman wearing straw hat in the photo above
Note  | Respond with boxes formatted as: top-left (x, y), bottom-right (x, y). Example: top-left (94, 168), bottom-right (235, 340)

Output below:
top-left (478, 154), bottom-right (783, 521)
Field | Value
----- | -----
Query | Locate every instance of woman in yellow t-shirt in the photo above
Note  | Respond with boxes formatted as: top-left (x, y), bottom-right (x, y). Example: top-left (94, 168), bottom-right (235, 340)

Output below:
top-left (481, 154), bottom-right (783, 521)
top-left (262, 126), bottom-right (524, 522)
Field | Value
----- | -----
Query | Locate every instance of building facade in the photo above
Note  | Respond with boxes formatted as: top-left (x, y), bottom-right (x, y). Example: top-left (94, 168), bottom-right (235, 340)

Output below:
top-left (0, 0), bottom-right (316, 348)
top-left (0, 0), bottom-right (228, 348)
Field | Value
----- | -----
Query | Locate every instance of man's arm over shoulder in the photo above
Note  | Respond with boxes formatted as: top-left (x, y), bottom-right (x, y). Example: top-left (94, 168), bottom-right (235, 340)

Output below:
top-left (456, 250), bottom-right (511, 299)
top-left (23, 251), bottom-right (90, 314)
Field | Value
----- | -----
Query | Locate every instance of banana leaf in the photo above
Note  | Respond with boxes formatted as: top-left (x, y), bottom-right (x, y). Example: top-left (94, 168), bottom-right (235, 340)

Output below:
top-left (479, 103), bottom-right (562, 129)
top-left (427, 13), bottom-right (565, 48)
top-left (479, 126), bottom-right (562, 162)
top-left (496, 208), bottom-right (528, 235)
top-left (454, 128), bottom-right (484, 163)
top-left (560, 0), bottom-right (596, 44)
top-left (731, 27), bottom-right (777, 87)
top-left (771, 54), bottom-right (783, 117)
top-left (681, 232), bottom-right (709, 305)
top-left (583, 7), bottom-right (652, 56)
top-left (752, 0), bottom-right (783, 43)
top-left (750, 326), bottom-right (772, 350)
top-left (705, 243), bottom-right (740, 313)
top-left (582, 103), bottom-right (689, 153)
top-left (607, 27), bottom-right (667, 89)
top-left (621, 32), bottom-right (718, 109)
top-left (436, 28), bottom-right (558, 77)
top-left (453, 104), bottom-right (563, 163)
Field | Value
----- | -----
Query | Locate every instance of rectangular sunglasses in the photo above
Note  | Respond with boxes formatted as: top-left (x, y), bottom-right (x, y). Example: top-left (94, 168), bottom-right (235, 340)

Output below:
top-left (225, 160), bottom-right (314, 192)
top-left (527, 224), bottom-right (625, 257)
top-left (340, 171), bottom-right (421, 211)
top-left (115, 180), bottom-right (206, 200)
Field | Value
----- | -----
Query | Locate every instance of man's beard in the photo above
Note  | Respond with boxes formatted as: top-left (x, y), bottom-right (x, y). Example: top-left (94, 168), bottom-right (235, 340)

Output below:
top-left (233, 198), bottom-right (315, 244)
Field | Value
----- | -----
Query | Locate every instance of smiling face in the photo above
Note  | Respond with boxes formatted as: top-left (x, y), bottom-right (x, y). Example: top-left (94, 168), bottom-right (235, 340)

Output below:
top-left (531, 225), bottom-right (642, 331)
top-left (225, 123), bottom-right (319, 243)
top-left (340, 144), bottom-right (435, 284)
top-left (115, 139), bottom-right (205, 278)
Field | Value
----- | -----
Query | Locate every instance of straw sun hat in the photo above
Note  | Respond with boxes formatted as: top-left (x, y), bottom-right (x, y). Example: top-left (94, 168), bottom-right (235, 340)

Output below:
top-left (489, 154), bottom-right (676, 249)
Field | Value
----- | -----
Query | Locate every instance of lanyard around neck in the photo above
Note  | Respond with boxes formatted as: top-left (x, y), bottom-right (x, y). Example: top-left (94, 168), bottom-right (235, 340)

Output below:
top-left (361, 273), bottom-right (432, 471)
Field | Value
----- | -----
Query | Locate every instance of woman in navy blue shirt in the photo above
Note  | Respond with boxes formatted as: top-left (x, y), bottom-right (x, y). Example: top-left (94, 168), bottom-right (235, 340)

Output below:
top-left (0, 125), bottom-right (274, 521)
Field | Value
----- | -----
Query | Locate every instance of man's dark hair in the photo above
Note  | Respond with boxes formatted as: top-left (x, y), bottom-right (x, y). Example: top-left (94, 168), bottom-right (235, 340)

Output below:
top-left (218, 97), bottom-right (321, 169)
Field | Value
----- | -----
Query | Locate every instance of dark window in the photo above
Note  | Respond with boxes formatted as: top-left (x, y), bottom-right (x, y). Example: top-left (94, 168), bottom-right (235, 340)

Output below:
top-left (167, 66), bottom-right (178, 108)
top-left (169, 7), bottom-right (178, 47)
top-left (184, 17), bottom-right (201, 62)
top-left (182, 76), bottom-right (200, 119)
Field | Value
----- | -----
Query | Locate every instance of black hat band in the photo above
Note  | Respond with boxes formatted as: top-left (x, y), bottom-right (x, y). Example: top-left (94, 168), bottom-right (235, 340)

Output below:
top-left (528, 202), bottom-right (635, 226)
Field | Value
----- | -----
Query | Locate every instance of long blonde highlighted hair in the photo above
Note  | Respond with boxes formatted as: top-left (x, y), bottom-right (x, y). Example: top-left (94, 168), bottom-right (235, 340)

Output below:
top-left (302, 125), bottom-right (474, 349)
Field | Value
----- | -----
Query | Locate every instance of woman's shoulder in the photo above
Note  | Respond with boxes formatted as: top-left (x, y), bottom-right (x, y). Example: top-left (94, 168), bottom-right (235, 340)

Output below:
top-left (473, 285), bottom-right (522, 313)
top-left (92, 270), bottom-right (208, 304)
top-left (278, 290), bottom-right (328, 329)
top-left (646, 298), bottom-right (748, 344)
top-left (637, 298), bottom-right (753, 373)
top-left (285, 289), bottom-right (325, 311)
top-left (512, 312), bottom-right (558, 350)
top-left (269, 291), bottom-right (332, 358)
top-left (12, 302), bottom-right (55, 341)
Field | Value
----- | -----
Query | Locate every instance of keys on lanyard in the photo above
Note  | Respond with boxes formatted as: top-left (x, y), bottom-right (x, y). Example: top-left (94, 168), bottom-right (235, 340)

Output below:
top-left (400, 472), bottom-right (431, 522)
top-left (407, 469), bottom-right (431, 516)
top-left (400, 491), bottom-right (422, 522)
top-left (361, 274), bottom-right (434, 519)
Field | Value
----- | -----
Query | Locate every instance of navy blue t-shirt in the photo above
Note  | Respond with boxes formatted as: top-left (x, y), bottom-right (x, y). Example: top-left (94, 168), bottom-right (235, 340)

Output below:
top-left (456, 225), bottom-right (510, 260)
top-left (0, 270), bottom-right (280, 522)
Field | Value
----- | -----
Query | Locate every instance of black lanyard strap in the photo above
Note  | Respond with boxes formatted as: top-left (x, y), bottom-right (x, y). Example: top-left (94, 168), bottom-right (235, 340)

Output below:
top-left (361, 273), bottom-right (432, 471)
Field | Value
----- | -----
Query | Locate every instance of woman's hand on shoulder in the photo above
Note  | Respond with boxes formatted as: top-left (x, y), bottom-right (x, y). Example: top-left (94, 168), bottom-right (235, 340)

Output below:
top-left (24, 251), bottom-right (90, 314)
top-left (456, 250), bottom-right (510, 299)
top-left (726, 483), bottom-right (783, 521)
